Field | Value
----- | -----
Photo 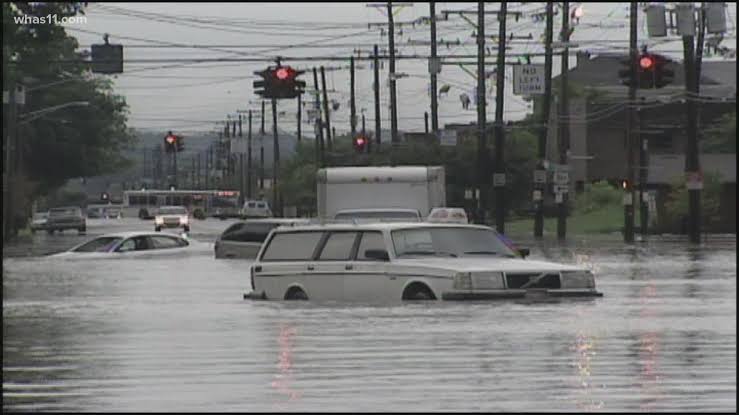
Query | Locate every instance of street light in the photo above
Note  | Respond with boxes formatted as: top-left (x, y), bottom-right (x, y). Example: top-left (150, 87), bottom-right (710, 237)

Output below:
top-left (18, 101), bottom-right (90, 124)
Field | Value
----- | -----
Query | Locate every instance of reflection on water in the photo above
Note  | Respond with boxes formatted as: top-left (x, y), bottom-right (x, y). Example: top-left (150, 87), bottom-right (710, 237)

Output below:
top-left (2, 236), bottom-right (736, 412)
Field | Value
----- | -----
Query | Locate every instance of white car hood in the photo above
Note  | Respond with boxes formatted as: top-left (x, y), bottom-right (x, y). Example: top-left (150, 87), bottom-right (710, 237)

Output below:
top-left (393, 257), bottom-right (586, 273)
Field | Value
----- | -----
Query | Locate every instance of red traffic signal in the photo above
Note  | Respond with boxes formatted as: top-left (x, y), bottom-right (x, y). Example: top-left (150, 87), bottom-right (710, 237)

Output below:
top-left (639, 55), bottom-right (655, 70)
top-left (164, 131), bottom-right (184, 152)
top-left (275, 67), bottom-right (292, 80)
top-left (353, 136), bottom-right (367, 152)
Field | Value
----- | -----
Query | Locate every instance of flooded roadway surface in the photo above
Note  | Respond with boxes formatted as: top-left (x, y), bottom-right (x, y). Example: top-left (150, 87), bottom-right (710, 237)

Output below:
top-left (3, 218), bottom-right (736, 412)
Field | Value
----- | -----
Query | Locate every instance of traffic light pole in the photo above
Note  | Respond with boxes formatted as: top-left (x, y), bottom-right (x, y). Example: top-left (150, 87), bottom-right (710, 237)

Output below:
top-left (557, 0), bottom-right (571, 240)
top-left (624, 2), bottom-right (637, 243)
top-left (350, 55), bottom-right (357, 137)
top-left (534, 2), bottom-right (554, 239)
top-left (493, 2), bottom-right (508, 234)
top-left (312, 67), bottom-right (325, 168)
top-left (387, 1), bottom-right (399, 144)
top-left (429, 1), bottom-right (439, 134)
top-left (475, 1), bottom-right (486, 225)
top-left (3, 79), bottom-right (17, 241)
top-left (271, 98), bottom-right (281, 217)
top-left (683, 32), bottom-right (701, 244)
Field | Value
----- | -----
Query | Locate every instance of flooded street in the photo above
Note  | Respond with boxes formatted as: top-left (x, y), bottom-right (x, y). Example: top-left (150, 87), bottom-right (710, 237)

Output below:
top-left (3, 219), bottom-right (736, 412)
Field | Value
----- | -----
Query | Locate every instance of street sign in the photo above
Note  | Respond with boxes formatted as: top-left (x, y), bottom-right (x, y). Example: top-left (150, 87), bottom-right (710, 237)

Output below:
top-left (532, 190), bottom-right (543, 201)
top-left (439, 129), bottom-right (457, 146)
top-left (686, 171), bottom-right (704, 190)
top-left (533, 169), bottom-right (547, 184)
top-left (553, 171), bottom-right (569, 185)
top-left (513, 64), bottom-right (545, 95)
top-left (493, 173), bottom-right (506, 187)
top-left (553, 184), bottom-right (569, 194)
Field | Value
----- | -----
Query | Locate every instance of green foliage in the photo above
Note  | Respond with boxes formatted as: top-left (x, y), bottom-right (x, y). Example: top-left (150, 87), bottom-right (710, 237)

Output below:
top-left (663, 171), bottom-right (723, 229)
top-left (193, 208), bottom-right (206, 220)
top-left (701, 112), bottom-right (736, 153)
top-left (574, 180), bottom-right (622, 214)
top-left (3, 2), bottom-right (135, 197)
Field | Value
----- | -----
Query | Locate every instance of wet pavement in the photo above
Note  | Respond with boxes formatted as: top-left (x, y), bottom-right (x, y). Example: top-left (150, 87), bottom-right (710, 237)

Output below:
top-left (2, 218), bottom-right (736, 411)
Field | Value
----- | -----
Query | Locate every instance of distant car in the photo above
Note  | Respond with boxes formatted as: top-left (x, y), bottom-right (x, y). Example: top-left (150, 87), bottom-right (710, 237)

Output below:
top-left (154, 205), bottom-right (190, 232)
top-left (49, 232), bottom-right (194, 259)
top-left (333, 208), bottom-right (423, 222)
top-left (30, 211), bottom-right (48, 233)
top-left (240, 200), bottom-right (272, 219)
top-left (45, 206), bottom-right (86, 234)
top-left (427, 207), bottom-right (469, 224)
top-left (214, 218), bottom-right (311, 259)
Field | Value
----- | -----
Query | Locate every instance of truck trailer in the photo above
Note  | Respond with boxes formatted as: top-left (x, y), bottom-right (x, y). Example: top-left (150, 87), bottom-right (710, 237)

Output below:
top-left (316, 166), bottom-right (446, 220)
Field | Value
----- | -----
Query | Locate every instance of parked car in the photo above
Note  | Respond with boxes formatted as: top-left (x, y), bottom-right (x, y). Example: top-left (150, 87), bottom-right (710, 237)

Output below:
top-left (49, 232), bottom-right (195, 259)
top-left (154, 205), bottom-right (190, 232)
top-left (333, 208), bottom-right (422, 222)
top-left (30, 211), bottom-right (48, 233)
top-left (247, 222), bottom-right (603, 302)
top-left (240, 200), bottom-right (272, 219)
top-left (427, 207), bottom-right (469, 224)
top-left (45, 206), bottom-right (86, 234)
top-left (87, 204), bottom-right (123, 219)
top-left (215, 218), bottom-right (311, 259)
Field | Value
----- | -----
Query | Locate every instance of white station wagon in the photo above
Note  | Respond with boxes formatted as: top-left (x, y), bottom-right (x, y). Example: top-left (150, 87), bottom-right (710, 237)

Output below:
top-left (246, 222), bottom-right (603, 302)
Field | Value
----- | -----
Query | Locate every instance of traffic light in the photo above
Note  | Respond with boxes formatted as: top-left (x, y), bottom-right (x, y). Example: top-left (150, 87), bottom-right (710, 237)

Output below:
top-left (618, 52), bottom-right (674, 89)
top-left (253, 65), bottom-right (306, 99)
top-left (353, 135), bottom-right (368, 153)
top-left (164, 131), bottom-right (177, 153)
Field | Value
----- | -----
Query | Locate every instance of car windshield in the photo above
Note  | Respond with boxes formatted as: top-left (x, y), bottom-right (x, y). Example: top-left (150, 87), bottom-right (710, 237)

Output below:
top-left (335, 211), bottom-right (419, 220)
top-left (391, 227), bottom-right (518, 258)
top-left (49, 208), bottom-right (79, 216)
top-left (158, 207), bottom-right (187, 215)
top-left (73, 237), bottom-right (123, 253)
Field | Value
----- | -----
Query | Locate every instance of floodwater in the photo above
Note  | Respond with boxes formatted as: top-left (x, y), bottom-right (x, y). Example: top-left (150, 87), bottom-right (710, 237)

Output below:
top-left (2, 219), bottom-right (736, 412)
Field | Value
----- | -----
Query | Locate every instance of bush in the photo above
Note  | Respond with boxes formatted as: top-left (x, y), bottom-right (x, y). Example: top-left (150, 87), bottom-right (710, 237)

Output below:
top-left (574, 180), bottom-right (621, 214)
top-left (193, 208), bottom-right (206, 220)
top-left (663, 172), bottom-right (723, 230)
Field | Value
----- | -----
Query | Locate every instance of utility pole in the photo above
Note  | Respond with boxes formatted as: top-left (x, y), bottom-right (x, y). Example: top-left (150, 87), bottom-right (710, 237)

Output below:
top-left (424, 111), bottom-right (429, 134)
top-left (3, 80), bottom-right (18, 240)
top-left (493, 1), bottom-right (508, 234)
top-left (350, 55), bottom-right (357, 137)
top-left (638, 101), bottom-right (648, 236)
top-left (239, 114), bottom-right (244, 204)
top-left (191, 156), bottom-right (196, 190)
top-left (297, 93), bottom-right (302, 142)
top-left (320, 66), bottom-right (332, 151)
top-left (272, 98), bottom-right (281, 216)
top-left (260, 100), bottom-right (265, 135)
top-left (624, 2), bottom-right (637, 243)
top-left (683, 13), bottom-right (701, 244)
top-left (534, 1), bottom-right (554, 238)
top-left (373, 44), bottom-right (382, 148)
top-left (247, 110), bottom-right (253, 199)
top-left (475, 1), bottom-right (486, 225)
top-left (429, 1), bottom-right (439, 134)
top-left (388, 1), bottom-right (399, 143)
top-left (557, 0), bottom-right (571, 240)
top-left (313, 67), bottom-right (325, 167)
top-left (205, 146), bottom-right (210, 189)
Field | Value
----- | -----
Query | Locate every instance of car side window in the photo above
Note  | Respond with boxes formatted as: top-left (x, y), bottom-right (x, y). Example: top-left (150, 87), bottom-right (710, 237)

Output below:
top-left (117, 238), bottom-right (136, 252)
top-left (221, 223), bottom-right (246, 241)
top-left (261, 231), bottom-right (324, 261)
top-left (356, 232), bottom-right (386, 260)
top-left (150, 235), bottom-right (184, 249)
top-left (233, 223), bottom-right (275, 243)
top-left (318, 232), bottom-right (359, 261)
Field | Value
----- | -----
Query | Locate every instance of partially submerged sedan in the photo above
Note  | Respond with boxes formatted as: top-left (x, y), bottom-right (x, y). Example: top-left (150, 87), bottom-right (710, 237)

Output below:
top-left (49, 232), bottom-right (194, 259)
top-left (247, 222), bottom-right (603, 302)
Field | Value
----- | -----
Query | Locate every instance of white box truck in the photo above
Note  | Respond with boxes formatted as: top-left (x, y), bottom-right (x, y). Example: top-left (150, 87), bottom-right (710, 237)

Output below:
top-left (316, 166), bottom-right (446, 219)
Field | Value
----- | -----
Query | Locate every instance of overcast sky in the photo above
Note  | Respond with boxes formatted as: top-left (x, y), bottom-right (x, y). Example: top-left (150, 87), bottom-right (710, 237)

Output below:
top-left (63, 2), bottom-right (737, 135)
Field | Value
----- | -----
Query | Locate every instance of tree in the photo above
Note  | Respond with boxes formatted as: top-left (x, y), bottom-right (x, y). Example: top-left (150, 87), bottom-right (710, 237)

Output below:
top-left (701, 112), bottom-right (736, 153)
top-left (3, 2), bottom-right (135, 231)
top-left (663, 171), bottom-right (723, 231)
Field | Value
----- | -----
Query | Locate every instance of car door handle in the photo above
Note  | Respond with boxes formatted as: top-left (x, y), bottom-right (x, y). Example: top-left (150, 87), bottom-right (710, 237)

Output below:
top-left (254, 265), bottom-right (262, 272)
top-left (307, 265), bottom-right (315, 271)
top-left (345, 264), bottom-right (353, 270)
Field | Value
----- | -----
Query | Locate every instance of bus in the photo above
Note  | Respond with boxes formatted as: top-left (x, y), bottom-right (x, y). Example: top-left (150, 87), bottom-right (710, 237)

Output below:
top-left (122, 189), bottom-right (241, 219)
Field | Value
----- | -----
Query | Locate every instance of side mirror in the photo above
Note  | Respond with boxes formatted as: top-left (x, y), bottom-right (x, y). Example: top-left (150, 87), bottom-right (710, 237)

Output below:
top-left (364, 249), bottom-right (390, 261)
top-left (518, 248), bottom-right (530, 259)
